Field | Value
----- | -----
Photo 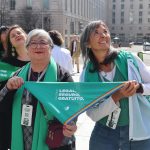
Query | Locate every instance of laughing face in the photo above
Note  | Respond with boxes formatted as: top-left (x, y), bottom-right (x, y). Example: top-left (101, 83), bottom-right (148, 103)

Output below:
top-left (87, 24), bottom-right (111, 63)
top-left (88, 25), bottom-right (111, 52)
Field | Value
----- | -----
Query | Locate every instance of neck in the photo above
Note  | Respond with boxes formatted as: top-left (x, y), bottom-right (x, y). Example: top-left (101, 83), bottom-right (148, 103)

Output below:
top-left (31, 61), bottom-right (49, 73)
top-left (16, 47), bottom-right (29, 61)
top-left (94, 49), bottom-right (109, 63)
top-left (99, 62), bottom-right (114, 72)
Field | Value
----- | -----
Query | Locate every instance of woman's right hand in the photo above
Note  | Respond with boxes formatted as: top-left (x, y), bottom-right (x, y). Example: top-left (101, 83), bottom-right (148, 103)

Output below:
top-left (6, 76), bottom-right (24, 90)
top-left (112, 81), bottom-right (139, 103)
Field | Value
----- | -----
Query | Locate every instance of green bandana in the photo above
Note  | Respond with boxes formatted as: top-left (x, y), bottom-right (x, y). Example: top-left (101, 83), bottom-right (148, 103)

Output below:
top-left (0, 61), bottom-right (19, 82)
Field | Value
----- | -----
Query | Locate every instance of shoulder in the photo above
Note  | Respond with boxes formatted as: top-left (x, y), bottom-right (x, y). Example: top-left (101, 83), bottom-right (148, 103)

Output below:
top-left (57, 64), bottom-right (73, 82)
top-left (60, 47), bottom-right (71, 55)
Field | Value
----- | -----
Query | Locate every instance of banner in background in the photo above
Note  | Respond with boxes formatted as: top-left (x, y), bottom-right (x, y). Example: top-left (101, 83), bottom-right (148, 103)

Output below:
top-left (24, 82), bottom-right (124, 124)
top-left (0, 61), bottom-right (19, 82)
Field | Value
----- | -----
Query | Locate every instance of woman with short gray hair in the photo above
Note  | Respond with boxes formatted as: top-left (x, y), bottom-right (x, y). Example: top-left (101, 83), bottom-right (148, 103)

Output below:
top-left (0, 29), bottom-right (77, 150)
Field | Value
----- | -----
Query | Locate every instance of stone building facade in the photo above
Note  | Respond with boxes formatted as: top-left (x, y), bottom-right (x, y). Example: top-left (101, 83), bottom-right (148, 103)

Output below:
top-left (0, 0), bottom-right (107, 47)
top-left (107, 0), bottom-right (150, 44)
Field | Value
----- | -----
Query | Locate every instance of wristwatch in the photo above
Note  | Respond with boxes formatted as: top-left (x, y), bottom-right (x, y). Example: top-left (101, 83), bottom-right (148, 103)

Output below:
top-left (136, 83), bottom-right (144, 93)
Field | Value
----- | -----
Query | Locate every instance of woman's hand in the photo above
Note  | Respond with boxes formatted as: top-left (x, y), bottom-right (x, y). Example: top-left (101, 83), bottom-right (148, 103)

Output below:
top-left (63, 123), bottom-right (77, 137)
top-left (112, 80), bottom-right (140, 103)
top-left (6, 76), bottom-right (24, 90)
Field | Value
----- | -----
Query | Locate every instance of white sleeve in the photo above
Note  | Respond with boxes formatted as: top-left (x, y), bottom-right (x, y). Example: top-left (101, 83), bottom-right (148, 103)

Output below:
top-left (67, 54), bottom-right (73, 74)
top-left (134, 55), bottom-right (150, 95)
top-left (79, 69), bottom-right (86, 82)
top-left (80, 68), bottom-right (119, 122)
top-left (86, 97), bottom-right (119, 122)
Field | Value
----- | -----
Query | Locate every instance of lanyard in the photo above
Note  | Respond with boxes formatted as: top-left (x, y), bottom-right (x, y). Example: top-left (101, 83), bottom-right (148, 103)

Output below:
top-left (26, 65), bottom-right (48, 103)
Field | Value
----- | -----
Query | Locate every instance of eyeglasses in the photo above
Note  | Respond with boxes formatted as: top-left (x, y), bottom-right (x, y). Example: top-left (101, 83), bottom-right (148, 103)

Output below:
top-left (28, 41), bottom-right (50, 49)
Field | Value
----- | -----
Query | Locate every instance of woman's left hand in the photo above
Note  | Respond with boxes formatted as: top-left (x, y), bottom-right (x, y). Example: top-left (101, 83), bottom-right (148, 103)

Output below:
top-left (63, 123), bottom-right (77, 137)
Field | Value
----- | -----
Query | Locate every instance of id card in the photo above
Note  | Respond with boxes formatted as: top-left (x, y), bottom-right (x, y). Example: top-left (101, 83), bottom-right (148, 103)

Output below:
top-left (106, 107), bottom-right (121, 129)
top-left (21, 104), bottom-right (33, 126)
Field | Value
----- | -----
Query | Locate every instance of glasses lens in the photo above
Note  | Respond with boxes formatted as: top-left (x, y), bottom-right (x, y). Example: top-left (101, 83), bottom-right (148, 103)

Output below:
top-left (29, 41), bottom-right (49, 49)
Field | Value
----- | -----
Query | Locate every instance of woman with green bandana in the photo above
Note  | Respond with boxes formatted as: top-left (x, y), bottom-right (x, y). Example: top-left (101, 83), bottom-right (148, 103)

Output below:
top-left (80, 20), bottom-right (150, 150)
top-left (0, 29), bottom-right (77, 150)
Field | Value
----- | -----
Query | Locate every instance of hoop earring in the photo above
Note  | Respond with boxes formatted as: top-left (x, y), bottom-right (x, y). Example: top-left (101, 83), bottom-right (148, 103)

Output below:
top-left (11, 47), bottom-right (16, 57)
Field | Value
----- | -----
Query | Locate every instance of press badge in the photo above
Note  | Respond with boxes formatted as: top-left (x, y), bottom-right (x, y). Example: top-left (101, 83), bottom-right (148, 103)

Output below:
top-left (106, 107), bottom-right (121, 129)
top-left (21, 104), bottom-right (33, 126)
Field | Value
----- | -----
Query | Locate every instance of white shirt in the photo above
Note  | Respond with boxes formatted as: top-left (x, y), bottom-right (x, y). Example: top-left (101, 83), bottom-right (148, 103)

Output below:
top-left (52, 45), bottom-right (73, 74)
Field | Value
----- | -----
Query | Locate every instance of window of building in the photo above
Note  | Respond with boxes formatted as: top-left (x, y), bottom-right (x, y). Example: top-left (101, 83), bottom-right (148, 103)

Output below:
top-left (74, 0), bottom-right (76, 14)
top-left (139, 4), bottom-right (143, 9)
top-left (43, 0), bottom-right (49, 10)
top-left (112, 26), bottom-right (115, 30)
top-left (130, 4), bottom-right (133, 9)
top-left (129, 26), bottom-right (133, 30)
top-left (112, 18), bottom-right (115, 24)
top-left (65, 0), bottom-right (67, 11)
top-left (112, 12), bottom-right (115, 17)
top-left (121, 4), bottom-right (124, 9)
top-left (10, 0), bottom-right (15, 10)
top-left (70, 22), bottom-right (74, 34)
top-left (120, 27), bottom-right (123, 30)
top-left (139, 18), bottom-right (142, 24)
top-left (129, 11), bottom-right (134, 24)
top-left (26, 0), bottom-right (32, 8)
top-left (121, 0), bottom-right (124, 2)
top-left (113, 4), bottom-right (116, 10)
top-left (121, 18), bottom-right (124, 24)
top-left (70, 0), bottom-right (73, 13)
top-left (121, 11), bottom-right (124, 17)
top-left (148, 18), bottom-right (150, 22)
top-left (139, 27), bottom-right (142, 30)
top-left (148, 4), bottom-right (150, 8)
top-left (113, 0), bottom-right (116, 2)
top-left (139, 11), bottom-right (143, 16)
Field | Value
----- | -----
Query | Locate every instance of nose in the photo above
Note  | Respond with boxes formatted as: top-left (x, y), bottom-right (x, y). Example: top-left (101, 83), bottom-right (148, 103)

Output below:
top-left (99, 32), bottom-right (105, 37)
top-left (36, 44), bottom-right (41, 48)
top-left (14, 33), bottom-right (20, 38)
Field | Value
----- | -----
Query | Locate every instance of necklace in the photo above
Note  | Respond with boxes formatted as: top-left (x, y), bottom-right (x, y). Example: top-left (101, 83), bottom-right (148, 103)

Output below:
top-left (99, 63), bottom-right (116, 81)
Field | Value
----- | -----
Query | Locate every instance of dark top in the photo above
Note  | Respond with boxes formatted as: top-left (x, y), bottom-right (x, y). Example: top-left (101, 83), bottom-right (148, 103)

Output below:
top-left (2, 56), bottom-right (29, 67)
top-left (0, 57), bottom-right (29, 112)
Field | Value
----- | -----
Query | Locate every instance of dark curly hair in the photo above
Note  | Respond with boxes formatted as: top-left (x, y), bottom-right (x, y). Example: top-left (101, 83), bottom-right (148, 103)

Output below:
top-left (48, 30), bottom-right (64, 46)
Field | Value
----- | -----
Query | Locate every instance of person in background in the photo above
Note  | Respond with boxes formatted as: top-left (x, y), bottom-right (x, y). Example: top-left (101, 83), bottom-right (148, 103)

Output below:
top-left (0, 24), bottom-right (30, 150)
top-left (0, 29), bottom-right (77, 150)
top-left (69, 35), bottom-right (81, 73)
top-left (80, 20), bottom-right (150, 150)
top-left (48, 30), bottom-right (73, 74)
top-left (0, 25), bottom-right (9, 59)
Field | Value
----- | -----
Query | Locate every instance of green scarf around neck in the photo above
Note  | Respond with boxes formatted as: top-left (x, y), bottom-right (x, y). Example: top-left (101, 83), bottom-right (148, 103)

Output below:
top-left (84, 50), bottom-right (137, 82)
top-left (11, 58), bottom-right (57, 150)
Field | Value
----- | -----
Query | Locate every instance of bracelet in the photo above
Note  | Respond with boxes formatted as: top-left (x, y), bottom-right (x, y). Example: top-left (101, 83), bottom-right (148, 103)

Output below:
top-left (136, 83), bottom-right (144, 93)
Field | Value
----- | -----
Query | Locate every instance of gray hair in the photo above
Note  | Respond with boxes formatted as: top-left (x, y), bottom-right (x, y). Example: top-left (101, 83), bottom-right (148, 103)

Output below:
top-left (80, 20), bottom-right (110, 58)
top-left (26, 29), bottom-right (53, 48)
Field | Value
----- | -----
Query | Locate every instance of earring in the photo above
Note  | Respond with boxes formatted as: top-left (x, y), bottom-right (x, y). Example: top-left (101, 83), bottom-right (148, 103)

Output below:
top-left (11, 47), bottom-right (16, 57)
